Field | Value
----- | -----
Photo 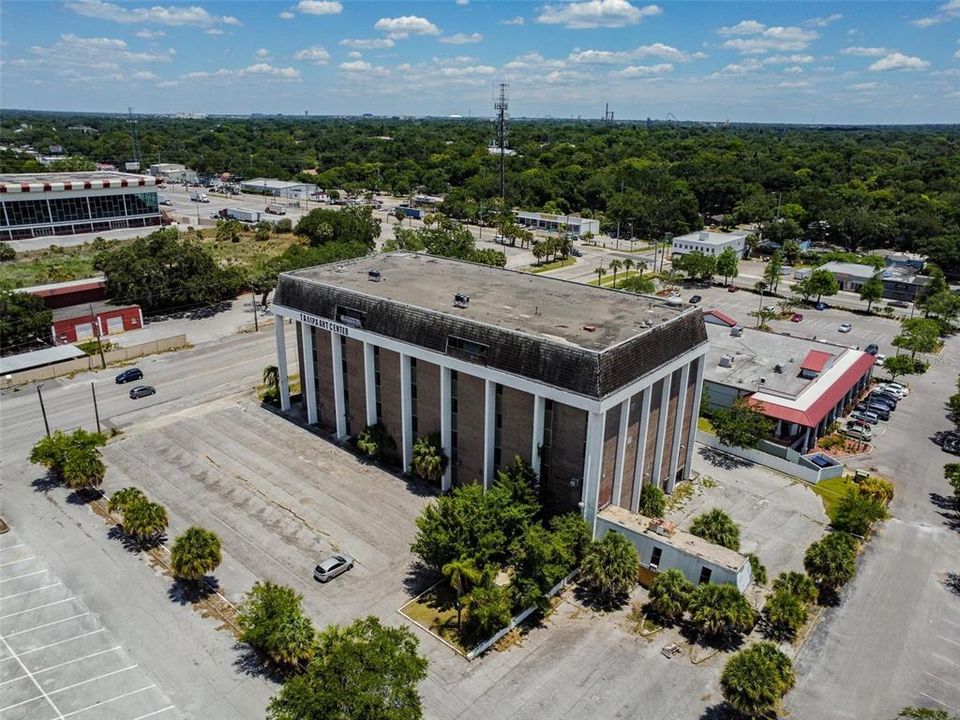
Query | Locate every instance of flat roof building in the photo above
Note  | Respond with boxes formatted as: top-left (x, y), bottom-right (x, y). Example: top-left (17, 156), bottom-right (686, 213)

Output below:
top-left (272, 252), bottom-right (709, 534)
top-left (0, 171), bottom-right (162, 242)
top-left (149, 163), bottom-right (197, 184)
top-left (818, 260), bottom-right (931, 303)
top-left (671, 230), bottom-right (749, 259)
top-left (239, 178), bottom-right (317, 199)
top-left (514, 211), bottom-right (600, 237)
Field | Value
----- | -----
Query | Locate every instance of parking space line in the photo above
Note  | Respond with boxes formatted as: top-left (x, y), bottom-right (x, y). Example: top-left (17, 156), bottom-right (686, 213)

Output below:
top-left (933, 653), bottom-right (960, 668)
top-left (48, 664), bottom-right (138, 696)
top-left (0, 569), bottom-right (49, 584)
top-left (939, 635), bottom-right (960, 648)
top-left (0, 556), bottom-right (35, 568)
top-left (5, 613), bottom-right (90, 638)
top-left (0, 647), bottom-right (122, 687)
top-left (18, 629), bottom-right (105, 656)
top-left (60, 684), bottom-right (156, 719)
top-left (131, 706), bottom-right (176, 720)
top-left (0, 634), bottom-right (64, 720)
top-left (926, 671), bottom-right (960, 692)
top-left (0, 582), bottom-right (62, 601)
top-left (920, 691), bottom-right (960, 713)
top-left (0, 544), bottom-right (25, 553)
top-left (0, 597), bottom-right (76, 621)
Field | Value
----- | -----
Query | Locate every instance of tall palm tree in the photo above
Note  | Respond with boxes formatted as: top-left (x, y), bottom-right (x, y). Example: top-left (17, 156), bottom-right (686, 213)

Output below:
top-left (442, 557), bottom-right (483, 631)
top-left (635, 258), bottom-right (648, 276)
top-left (648, 568), bottom-right (694, 622)
top-left (170, 527), bottom-right (222, 583)
top-left (622, 258), bottom-right (634, 280)
top-left (688, 583), bottom-right (756, 639)
top-left (609, 259), bottom-right (623, 287)
top-left (595, 265), bottom-right (607, 286)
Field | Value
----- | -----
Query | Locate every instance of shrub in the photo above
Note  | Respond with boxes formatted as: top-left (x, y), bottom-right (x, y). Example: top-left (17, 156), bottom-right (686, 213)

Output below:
top-left (580, 531), bottom-right (640, 607)
top-left (830, 491), bottom-right (888, 536)
top-left (763, 590), bottom-right (807, 641)
top-left (411, 433), bottom-right (447, 484)
top-left (689, 508), bottom-right (741, 551)
top-left (688, 583), bottom-right (756, 639)
top-left (772, 571), bottom-right (818, 605)
top-left (804, 532), bottom-right (858, 593)
top-left (464, 585), bottom-right (513, 644)
top-left (647, 568), bottom-right (694, 622)
top-left (356, 423), bottom-right (396, 460)
top-left (238, 581), bottom-right (316, 668)
top-left (0, 241), bottom-right (15, 261)
top-left (548, 513), bottom-right (592, 565)
top-left (857, 476), bottom-right (894, 505)
top-left (721, 641), bottom-right (796, 717)
top-left (745, 553), bottom-right (767, 586)
top-left (638, 484), bottom-right (666, 518)
top-left (170, 527), bottom-right (222, 583)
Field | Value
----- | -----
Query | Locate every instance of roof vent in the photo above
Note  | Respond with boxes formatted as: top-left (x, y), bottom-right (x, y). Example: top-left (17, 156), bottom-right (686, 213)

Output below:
top-left (453, 293), bottom-right (470, 308)
top-left (699, 231), bottom-right (710, 241)
top-left (774, 363), bottom-right (784, 374)
top-left (719, 354), bottom-right (734, 368)
top-left (368, 270), bottom-right (381, 282)
top-left (650, 518), bottom-right (677, 536)
top-left (583, 324), bottom-right (597, 332)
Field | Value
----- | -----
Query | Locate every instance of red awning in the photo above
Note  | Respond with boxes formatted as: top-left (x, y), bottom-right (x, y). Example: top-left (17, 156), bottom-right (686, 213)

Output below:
top-left (704, 309), bottom-right (738, 327)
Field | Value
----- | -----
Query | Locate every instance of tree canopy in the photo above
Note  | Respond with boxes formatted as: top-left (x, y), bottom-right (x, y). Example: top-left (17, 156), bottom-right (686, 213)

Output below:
top-left (711, 398), bottom-right (775, 450)
top-left (1, 285), bottom-right (52, 356)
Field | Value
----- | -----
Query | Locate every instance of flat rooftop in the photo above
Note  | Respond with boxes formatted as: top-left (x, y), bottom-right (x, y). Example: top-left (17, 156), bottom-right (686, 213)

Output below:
top-left (242, 178), bottom-right (311, 189)
top-left (673, 230), bottom-right (748, 245)
top-left (284, 252), bottom-right (694, 352)
top-left (703, 322), bottom-right (854, 399)
top-left (0, 171), bottom-right (158, 193)
top-left (0, 344), bottom-right (85, 374)
top-left (52, 300), bottom-right (138, 322)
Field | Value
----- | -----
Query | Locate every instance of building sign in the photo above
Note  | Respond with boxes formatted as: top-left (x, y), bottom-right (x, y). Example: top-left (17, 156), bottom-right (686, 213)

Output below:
top-left (298, 312), bottom-right (350, 336)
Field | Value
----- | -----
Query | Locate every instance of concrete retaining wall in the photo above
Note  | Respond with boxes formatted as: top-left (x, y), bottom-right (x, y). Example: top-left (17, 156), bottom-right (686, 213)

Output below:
top-left (1, 335), bottom-right (188, 389)
top-left (696, 431), bottom-right (844, 484)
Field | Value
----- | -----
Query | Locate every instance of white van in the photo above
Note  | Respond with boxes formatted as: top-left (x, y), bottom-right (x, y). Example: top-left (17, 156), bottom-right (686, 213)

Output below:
top-left (190, 190), bottom-right (209, 203)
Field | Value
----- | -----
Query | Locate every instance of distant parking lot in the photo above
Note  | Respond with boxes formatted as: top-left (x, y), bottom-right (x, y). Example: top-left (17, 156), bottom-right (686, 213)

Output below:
top-left (0, 532), bottom-right (177, 720)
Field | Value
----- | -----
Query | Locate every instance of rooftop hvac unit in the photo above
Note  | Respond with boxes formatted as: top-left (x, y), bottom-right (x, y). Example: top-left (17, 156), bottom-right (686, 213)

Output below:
top-left (774, 364), bottom-right (784, 373)
top-left (368, 270), bottom-right (381, 282)
top-left (454, 293), bottom-right (470, 308)
top-left (719, 354), bottom-right (734, 368)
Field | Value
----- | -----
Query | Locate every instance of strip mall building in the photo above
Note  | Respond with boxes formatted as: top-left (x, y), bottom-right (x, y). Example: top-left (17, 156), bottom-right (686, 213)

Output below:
top-left (271, 253), bottom-right (709, 534)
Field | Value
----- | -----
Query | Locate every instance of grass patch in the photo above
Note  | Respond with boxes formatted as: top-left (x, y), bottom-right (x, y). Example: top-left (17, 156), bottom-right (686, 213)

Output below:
top-left (399, 584), bottom-right (470, 655)
top-left (588, 272), bottom-right (651, 288)
top-left (191, 228), bottom-right (301, 274)
top-left (697, 416), bottom-right (715, 434)
top-left (665, 480), bottom-right (696, 512)
top-left (809, 475), bottom-right (859, 517)
top-left (0, 244), bottom-right (100, 287)
top-left (527, 257), bottom-right (575, 274)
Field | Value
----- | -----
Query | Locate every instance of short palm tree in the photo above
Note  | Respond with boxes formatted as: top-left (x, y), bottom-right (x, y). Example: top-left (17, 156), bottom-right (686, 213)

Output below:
top-left (690, 508), bottom-right (741, 551)
top-left (262, 365), bottom-right (280, 401)
top-left (771, 571), bottom-right (818, 605)
top-left (60, 447), bottom-right (106, 493)
top-left (622, 258), bottom-right (634, 280)
top-left (411, 434), bottom-right (446, 485)
top-left (123, 499), bottom-right (169, 546)
top-left (647, 568), bottom-right (694, 622)
top-left (442, 557), bottom-right (483, 631)
top-left (170, 527), bottom-right (222, 583)
top-left (688, 583), bottom-right (756, 640)
top-left (595, 265), bottom-right (607, 285)
top-left (108, 486), bottom-right (146, 519)
top-left (580, 531), bottom-right (640, 606)
top-left (721, 641), bottom-right (795, 718)
top-left (763, 589), bottom-right (807, 641)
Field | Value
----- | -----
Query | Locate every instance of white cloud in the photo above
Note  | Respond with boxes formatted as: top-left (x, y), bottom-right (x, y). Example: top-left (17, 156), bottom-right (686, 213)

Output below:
top-left (783, 65), bottom-right (804, 74)
top-left (347, 51), bottom-right (362, 59)
top-left (185, 63), bottom-right (301, 80)
top-left (913, 0), bottom-right (960, 27)
top-left (255, 48), bottom-right (271, 60)
top-left (503, 52), bottom-right (566, 71)
top-left (374, 16), bottom-right (441, 39)
top-left (543, 69), bottom-right (588, 83)
top-left (840, 46), bottom-right (888, 57)
top-left (718, 20), bottom-right (818, 54)
top-left (610, 63), bottom-right (673, 77)
top-left (712, 59), bottom-right (763, 76)
top-left (204, 28), bottom-right (224, 36)
top-left (295, 46), bottom-right (330, 64)
top-left (868, 52), bottom-right (931, 71)
top-left (66, 0), bottom-right (239, 27)
top-left (440, 33), bottom-right (483, 45)
top-left (156, 79), bottom-right (179, 88)
top-left (32, 33), bottom-right (175, 64)
top-left (568, 43), bottom-right (703, 64)
top-left (805, 13), bottom-right (843, 27)
top-left (135, 29), bottom-right (165, 39)
top-left (499, 16), bottom-right (524, 26)
top-left (279, 11), bottom-right (294, 20)
top-left (437, 64), bottom-right (496, 77)
top-left (763, 54), bottom-right (814, 64)
top-left (536, 0), bottom-right (662, 29)
top-left (456, 0), bottom-right (469, 5)
top-left (339, 60), bottom-right (391, 77)
top-left (130, 70), bottom-right (157, 80)
top-left (954, 48), bottom-right (960, 59)
top-left (848, 81), bottom-right (879, 90)
top-left (776, 80), bottom-right (810, 88)
top-left (296, 0), bottom-right (342, 15)
top-left (340, 38), bottom-right (395, 49)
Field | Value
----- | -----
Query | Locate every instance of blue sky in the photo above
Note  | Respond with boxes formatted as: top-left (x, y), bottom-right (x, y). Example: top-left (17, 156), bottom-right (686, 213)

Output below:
top-left (2, 0), bottom-right (959, 123)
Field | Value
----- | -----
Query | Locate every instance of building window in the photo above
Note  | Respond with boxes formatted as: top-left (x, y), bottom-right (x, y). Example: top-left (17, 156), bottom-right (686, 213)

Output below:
top-left (373, 346), bottom-right (382, 423)
top-left (540, 399), bottom-right (554, 482)
top-left (493, 384), bottom-right (503, 472)
top-left (650, 547), bottom-right (662, 569)
top-left (445, 335), bottom-right (489, 364)
top-left (450, 370), bottom-right (458, 484)
top-left (340, 336), bottom-right (350, 436)
top-left (311, 328), bottom-right (321, 424)
top-left (410, 358), bottom-right (418, 435)
top-left (698, 567), bottom-right (712, 585)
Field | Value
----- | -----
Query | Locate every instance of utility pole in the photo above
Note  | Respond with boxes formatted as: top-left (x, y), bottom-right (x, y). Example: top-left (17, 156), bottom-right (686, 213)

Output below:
top-left (251, 291), bottom-right (259, 332)
top-left (37, 384), bottom-right (50, 438)
top-left (91, 382), bottom-right (101, 434)
top-left (89, 305), bottom-right (106, 369)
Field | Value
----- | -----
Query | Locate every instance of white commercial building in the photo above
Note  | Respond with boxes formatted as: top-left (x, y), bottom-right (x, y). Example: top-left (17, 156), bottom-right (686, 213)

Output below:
top-left (514, 211), bottom-right (600, 237)
top-left (240, 178), bottom-right (317, 199)
top-left (671, 230), bottom-right (749, 259)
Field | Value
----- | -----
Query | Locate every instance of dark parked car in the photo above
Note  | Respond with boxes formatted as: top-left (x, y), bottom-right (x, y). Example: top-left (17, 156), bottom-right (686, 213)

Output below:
top-left (115, 368), bottom-right (143, 384)
top-left (814, 302), bottom-right (828, 311)
top-left (689, 295), bottom-right (702, 304)
top-left (944, 438), bottom-right (960, 455)
top-left (856, 402), bottom-right (890, 420)
top-left (313, 554), bottom-right (354, 583)
top-left (865, 344), bottom-right (879, 355)
top-left (866, 396), bottom-right (896, 412)
top-left (129, 385), bottom-right (156, 399)
top-left (570, 248), bottom-right (582, 257)
top-left (868, 392), bottom-right (898, 408)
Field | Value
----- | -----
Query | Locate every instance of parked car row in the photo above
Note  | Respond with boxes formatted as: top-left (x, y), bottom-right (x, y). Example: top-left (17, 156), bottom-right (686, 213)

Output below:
top-left (935, 430), bottom-right (960, 455)
top-left (844, 381), bottom-right (909, 440)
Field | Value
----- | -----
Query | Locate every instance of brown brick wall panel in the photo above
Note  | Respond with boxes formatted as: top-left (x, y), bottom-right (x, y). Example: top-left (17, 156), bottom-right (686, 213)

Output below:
top-left (678, 359), bottom-right (699, 480)
top-left (659, 369), bottom-right (683, 488)
top-left (498, 386), bottom-right (534, 470)
top-left (618, 390), bottom-right (644, 509)
top-left (542, 402), bottom-right (587, 517)
top-left (377, 348), bottom-right (403, 462)
top-left (343, 337), bottom-right (367, 437)
top-left (313, 328), bottom-right (336, 433)
top-left (414, 359), bottom-right (441, 438)
top-left (598, 406), bottom-right (621, 508)
top-left (454, 373), bottom-right (485, 486)
top-left (643, 378), bottom-right (663, 486)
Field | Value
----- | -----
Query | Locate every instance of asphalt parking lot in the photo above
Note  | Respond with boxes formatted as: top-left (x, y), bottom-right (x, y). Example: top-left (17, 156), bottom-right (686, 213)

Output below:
top-left (0, 532), bottom-right (178, 720)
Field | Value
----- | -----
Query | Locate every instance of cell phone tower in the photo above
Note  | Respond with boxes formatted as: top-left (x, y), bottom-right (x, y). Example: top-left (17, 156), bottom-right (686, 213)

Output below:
top-left (127, 107), bottom-right (141, 166)
top-left (493, 82), bottom-right (509, 203)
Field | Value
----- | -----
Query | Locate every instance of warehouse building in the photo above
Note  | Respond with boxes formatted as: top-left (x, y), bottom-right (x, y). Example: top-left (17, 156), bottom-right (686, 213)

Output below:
top-left (817, 261), bottom-right (930, 303)
top-left (514, 211), bottom-right (600, 237)
top-left (149, 163), bottom-right (198, 184)
top-left (239, 178), bottom-right (317, 199)
top-left (271, 252), bottom-right (709, 533)
top-left (0, 171), bottom-right (162, 241)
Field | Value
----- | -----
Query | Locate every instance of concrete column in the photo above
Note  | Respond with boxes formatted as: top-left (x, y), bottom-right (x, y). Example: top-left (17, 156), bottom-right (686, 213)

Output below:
top-left (363, 341), bottom-right (377, 427)
top-left (651, 373), bottom-right (673, 489)
top-left (611, 397), bottom-right (631, 507)
top-left (667, 363), bottom-right (691, 493)
top-left (630, 388), bottom-right (652, 513)
top-left (683, 356), bottom-right (706, 482)
top-left (440, 366), bottom-right (452, 492)
top-left (400, 354), bottom-right (413, 473)
top-left (531, 395), bottom-right (546, 478)
top-left (803, 426), bottom-right (812, 453)
top-left (581, 410), bottom-right (606, 536)
top-left (275, 317), bottom-right (290, 411)
top-left (483, 380), bottom-right (496, 489)
top-left (300, 323), bottom-right (317, 425)
top-left (330, 332), bottom-right (346, 439)
top-left (775, 419), bottom-right (783, 437)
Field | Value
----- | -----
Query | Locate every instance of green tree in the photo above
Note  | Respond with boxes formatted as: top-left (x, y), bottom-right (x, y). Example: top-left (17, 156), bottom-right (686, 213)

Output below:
top-left (411, 433), bottom-right (447, 485)
top-left (215, 218), bottom-right (242, 243)
top-left (763, 589), bottom-right (807, 640)
top-left (746, 553), bottom-right (767, 586)
top-left (107, 486), bottom-right (146, 519)
top-left (716, 247), bottom-right (740, 286)
top-left (882, 355), bottom-right (923, 382)
top-left (943, 464), bottom-right (960, 510)
top-left (647, 568), bottom-right (694, 622)
top-left (295, 206), bottom-right (380, 248)
top-left (29, 429), bottom-right (106, 484)
top-left (61, 446), bottom-right (106, 493)
top-left (638, 484), bottom-right (666, 518)
top-left (580, 531), bottom-right (640, 606)
top-left (464, 585), bottom-right (513, 643)
top-left (595, 264), bottom-right (607, 285)
top-left (711, 398), bottom-right (774, 449)
top-left (262, 365), bottom-right (280, 402)
top-left (803, 532), bottom-right (858, 593)
top-left (238, 581), bottom-right (316, 668)
top-left (830, 492), bottom-right (888, 536)
top-left (0, 286), bottom-right (53, 356)
top-left (720, 641), bottom-right (795, 717)
top-left (857, 476), bottom-right (895, 505)
top-left (893, 317), bottom-right (941, 359)
top-left (772, 571), bottom-right (818, 604)
top-left (690, 508), bottom-right (741, 551)
top-left (609, 259), bottom-right (623, 287)
top-left (619, 275), bottom-right (657, 294)
top-left (673, 251), bottom-right (717, 281)
top-left (859, 272), bottom-right (884, 312)
top-left (782, 240), bottom-right (800, 266)
top-left (122, 499), bottom-right (168, 546)
top-left (763, 251), bottom-right (784, 293)
top-left (688, 582), bottom-right (756, 639)
top-left (805, 268), bottom-right (840, 304)
top-left (548, 513), bottom-right (592, 566)
top-left (170, 527), bottom-right (222, 583)
top-left (442, 557), bottom-right (483, 631)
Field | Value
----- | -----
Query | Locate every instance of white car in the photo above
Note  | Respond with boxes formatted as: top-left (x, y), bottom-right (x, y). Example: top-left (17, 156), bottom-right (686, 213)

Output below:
top-left (838, 323), bottom-right (852, 333)
top-left (874, 353), bottom-right (887, 365)
top-left (875, 382), bottom-right (906, 398)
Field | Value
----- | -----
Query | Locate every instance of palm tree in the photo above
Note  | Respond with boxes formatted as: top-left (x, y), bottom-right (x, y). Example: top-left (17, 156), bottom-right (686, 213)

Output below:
top-left (647, 568), bottom-right (694, 622)
top-left (29, 431), bottom-right (72, 482)
top-left (123, 499), bottom-right (169, 547)
top-left (721, 642), bottom-right (795, 717)
top-left (60, 447), bottom-right (106, 493)
top-left (442, 557), bottom-right (483, 631)
top-left (688, 583), bottom-right (757, 639)
top-left (170, 527), bottom-right (222, 583)
top-left (609, 259), bottom-right (623, 287)
top-left (532, 241), bottom-right (546, 266)
top-left (595, 264), bottom-right (607, 286)
top-left (622, 258), bottom-right (634, 280)
top-left (634, 258), bottom-right (648, 276)
top-left (689, 508), bottom-right (741, 551)
top-left (108, 486), bottom-right (146, 520)
top-left (262, 365), bottom-right (280, 403)
top-left (771, 571), bottom-right (818, 605)
top-left (411, 434), bottom-right (446, 485)
top-left (580, 531), bottom-right (640, 606)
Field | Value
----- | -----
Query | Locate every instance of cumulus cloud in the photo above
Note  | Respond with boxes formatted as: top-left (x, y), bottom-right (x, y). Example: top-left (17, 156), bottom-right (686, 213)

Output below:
top-left (255, 48), bottom-right (271, 60)
top-left (66, 0), bottom-right (239, 27)
top-left (717, 20), bottom-right (818, 54)
top-left (499, 16), bottom-right (524, 26)
top-left (374, 16), bottom-right (441, 39)
top-left (840, 46), bottom-right (888, 56)
top-left (868, 52), bottom-right (931, 71)
top-left (436, 64), bottom-right (496, 77)
top-left (135, 29), bottom-right (165, 39)
top-left (848, 81), bottom-right (879, 90)
top-left (913, 0), bottom-right (960, 27)
top-left (294, 46), bottom-right (330, 64)
top-left (537, 0), bottom-right (662, 29)
top-left (568, 42), bottom-right (704, 64)
top-left (610, 63), bottom-right (673, 77)
top-left (130, 70), bottom-right (157, 80)
top-left (711, 59), bottom-right (763, 76)
top-left (185, 63), bottom-right (301, 80)
top-left (339, 59), bottom-right (391, 77)
top-left (31, 33), bottom-right (176, 65)
top-left (954, 48), bottom-right (960, 60)
top-left (347, 51), bottom-right (362, 59)
top-left (805, 13), bottom-right (843, 27)
top-left (503, 52), bottom-right (567, 71)
top-left (340, 38), bottom-right (395, 49)
top-left (296, 0), bottom-right (342, 15)
top-left (279, 11), bottom-right (294, 20)
top-left (204, 28), bottom-right (224, 35)
top-left (763, 54), bottom-right (814, 64)
top-left (440, 33), bottom-right (483, 44)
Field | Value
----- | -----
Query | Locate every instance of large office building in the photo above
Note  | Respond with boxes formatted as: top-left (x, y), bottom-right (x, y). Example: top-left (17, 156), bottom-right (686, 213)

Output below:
top-left (271, 252), bottom-right (708, 533)
top-left (0, 171), bottom-right (162, 241)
